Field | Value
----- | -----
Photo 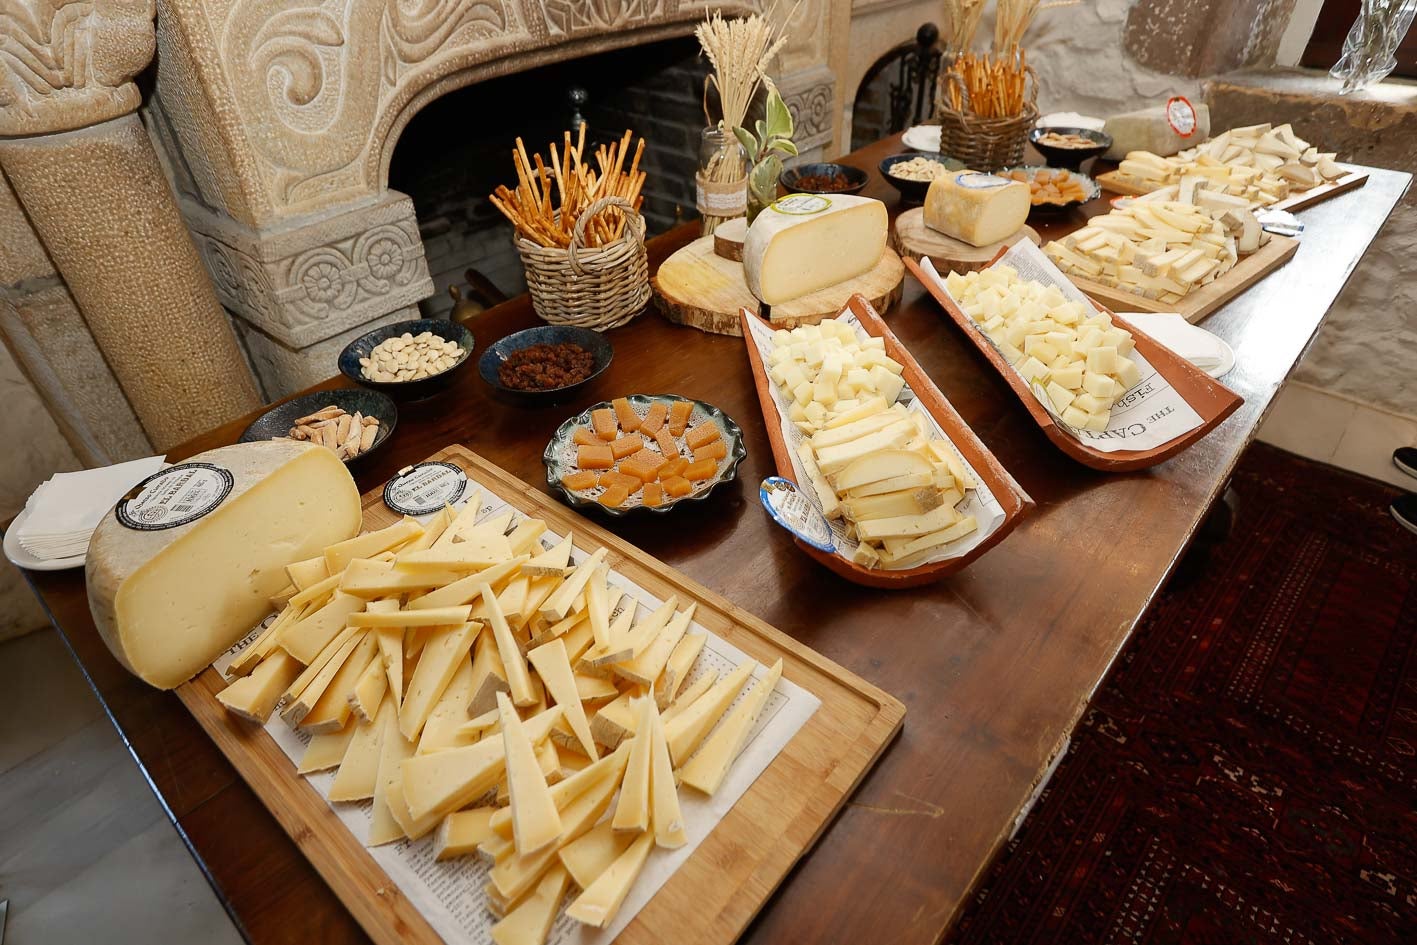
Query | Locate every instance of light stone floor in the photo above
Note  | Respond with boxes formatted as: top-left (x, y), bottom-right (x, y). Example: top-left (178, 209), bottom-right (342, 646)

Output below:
top-left (0, 627), bottom-right (245, 945)
top-left (1258, 381), bottom-right (1417, 490)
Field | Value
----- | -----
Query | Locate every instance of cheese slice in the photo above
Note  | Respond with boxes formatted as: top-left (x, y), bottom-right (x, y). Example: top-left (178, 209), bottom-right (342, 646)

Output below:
top-left (661, 670), bottom-right (716, 723)
top-left (375, 626), bottom-right (403, 707)
top-left (522, 534), bottom-right (573, 577)
top-left (431, 491), bottom-right (481, 548)
top-left (528, 638), bottom-right (599, 761)
top-left (301, 633), bottom-right (379, 733)
top-left (498, 692), bottom-right (562, 854)
top-left (743, 193), bottom-right (888, 304)
top-left (648, 700), bottom-right (686, 848)
top-left (348, 605), bottom-right (471, 629)
top-left (400, 620), bottom-right (479, 741)
top-left (490, 767), bottom-right (619, 902)
top-left (348, 655), bottom-right (388, 723)
top-left (370, 696), bottom-right (413, 846)
top-left (490, 864), bottom-right (569, 945)
top-left (614, 602), bottom-right (694, 686)
top-left (490, 740), bottom-right (632, 841)
top-left (565, 831), bottom-right (654, 928)
top-left (280, 592), bottom-right (365, 665)
top-left (216, 649), bottom-right (301, 723)
top-left (227, 601), bottom-right (304, 677)
top-left (340, 559), bottom-right (461, 598)
top-left (434, 807), bottom-right (496, 861)
top-left (85, 441), bottom-right (362, 689)
top-left (415, 655), bottom-right (476, 753)
top-left (401, 505), bottom-right (453, 553)
top-left (923, 171), bottom-right (1031, 247)
top-left (539, 548), bottom-right (607, 623)
top-left (484, 587), bottom-right (536, 706)
top-left (611, 699), bottom-right (653, 832)
top-left (329, 700), bottom-right (386, 802)
top-left (282, 630), bottom-right (365, 726)
top-left (664, 659), bottom-right (755, 765)
top-left (324, 517), bottom-right (423, 572)
top-left (679, 659), bottom-right (783, 795)
top-left (285, 555), bottom-right (330, 591)
top-left (297, 720), bottom-right (357, 774)
top-left (558, 820), bottom-right (633, 890)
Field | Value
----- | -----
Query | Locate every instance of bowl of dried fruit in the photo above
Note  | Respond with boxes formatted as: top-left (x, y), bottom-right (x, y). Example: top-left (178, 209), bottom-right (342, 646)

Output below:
top-left (997, 165), bottom-right (1101, 214)
top-left (239, 389), bottom-right (397, 464)
top-left (478, 325), bottom-right (613, 407)
top-left (878, 152), bottom-right (965, 204)
top-left (339, 318), bottom-right (474, 402)
top-left (779, 162), bottom-right (869, 196)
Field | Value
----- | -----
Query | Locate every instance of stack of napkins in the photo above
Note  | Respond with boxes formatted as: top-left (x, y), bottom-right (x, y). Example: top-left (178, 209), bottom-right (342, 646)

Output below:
top-left (1118, 312), bottom-right (1233, 377)
top-left (16, 456), bottom-right (166, 560)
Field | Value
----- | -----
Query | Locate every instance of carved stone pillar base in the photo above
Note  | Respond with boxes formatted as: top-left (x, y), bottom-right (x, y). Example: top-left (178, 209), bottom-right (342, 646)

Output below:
top-left (779, 65), bottom-right (837, 163)
top-left (0, 115), bottom-right (261, 450)
top-left (182, 192), bottom-right (434, 397)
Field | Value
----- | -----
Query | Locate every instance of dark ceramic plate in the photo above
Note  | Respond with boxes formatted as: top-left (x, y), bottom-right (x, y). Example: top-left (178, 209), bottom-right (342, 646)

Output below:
top-left (238, 389), bottom-right (397, 464)
top-left (997, 165), bottom-right (1102, 214)
top-left (1028, 126), bottom-right (1111, 171)
top-left (878, 152), bottom-right (965, 204)
top-left (478, 325), bottom-right (613, 407)
top-left (780, 162), bottom-right (869, 196)
top-left (338, 318), bottom-right (474, 402)
top-left (544, 394), bottom-right (747, 517)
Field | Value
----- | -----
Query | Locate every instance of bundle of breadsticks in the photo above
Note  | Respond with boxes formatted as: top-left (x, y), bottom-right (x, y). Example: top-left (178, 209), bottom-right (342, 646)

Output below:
top-left (489, 127), bottom-right (647, 249)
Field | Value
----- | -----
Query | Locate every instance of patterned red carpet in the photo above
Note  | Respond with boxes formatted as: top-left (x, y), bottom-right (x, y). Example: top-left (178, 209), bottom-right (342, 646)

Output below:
top-left (948, 443), bottom-right (1417, 945)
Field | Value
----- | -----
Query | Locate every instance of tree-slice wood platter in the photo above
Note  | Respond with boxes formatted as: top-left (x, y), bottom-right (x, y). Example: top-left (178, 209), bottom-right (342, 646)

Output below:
top-left (1063, 232), bottom-right (1298, 324)
top-left (653, 235), bottom-right (904, 336)
top-left (1095, 167), bottom-right (1369, 213)
top-left (175, 444), bottom-right (905, 945)
top-left (891, 207), bottom-right (1039, 274)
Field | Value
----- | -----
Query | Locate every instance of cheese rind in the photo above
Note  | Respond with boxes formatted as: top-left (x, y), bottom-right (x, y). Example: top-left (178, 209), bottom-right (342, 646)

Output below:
top-left (86, 441), bottom-right (362, 689)
top-left (923, 172), bottom-right (1031, 247)
top-left (743, 194), bottom-right (888, 304)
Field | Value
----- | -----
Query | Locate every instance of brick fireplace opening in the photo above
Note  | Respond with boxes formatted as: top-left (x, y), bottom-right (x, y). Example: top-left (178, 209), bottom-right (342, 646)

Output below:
top-left (390, 36), bottom-right (715, 320)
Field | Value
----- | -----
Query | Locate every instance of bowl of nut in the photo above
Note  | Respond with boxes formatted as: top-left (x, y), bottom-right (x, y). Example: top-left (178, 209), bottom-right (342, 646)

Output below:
top-left (878, 152), bottom-right (965, 204)
top-left (478, 325), bottom-right (613, 407)
top-left (338, 318), bottom-right (474, 402)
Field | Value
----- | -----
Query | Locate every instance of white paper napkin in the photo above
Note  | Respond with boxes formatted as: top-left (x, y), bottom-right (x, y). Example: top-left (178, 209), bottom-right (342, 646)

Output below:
top-left (16, 455), bottom-right (166, 560)
top-left (1118, 313), bottom-right (1230, 373)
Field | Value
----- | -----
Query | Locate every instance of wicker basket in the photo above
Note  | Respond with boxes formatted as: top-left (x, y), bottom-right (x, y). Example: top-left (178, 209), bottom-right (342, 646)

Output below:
top-left (515, 196), bottom-right (650, 331)
top-left (935, 71), bottom-right (1039, 170)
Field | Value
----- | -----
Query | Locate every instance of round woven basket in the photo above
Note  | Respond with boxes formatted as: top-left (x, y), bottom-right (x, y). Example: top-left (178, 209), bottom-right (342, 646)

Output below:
top-left (515, 196), bottom-right (650, 331)
top-left (935, 70), bottom-right (1039, 170)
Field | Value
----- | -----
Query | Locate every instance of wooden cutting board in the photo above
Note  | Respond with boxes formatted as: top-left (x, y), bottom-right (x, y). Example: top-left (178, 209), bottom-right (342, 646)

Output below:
top-left (176, 444), bottom-right (905, 945)
top-left (1095, 167), bottom-right (1369, 214)
top-left (1064, 232), bottom-right (1299, 324)
top-left (653, 235), bottom-right (904, 336)
top-left (891, 208), bottom-right (1039, 273)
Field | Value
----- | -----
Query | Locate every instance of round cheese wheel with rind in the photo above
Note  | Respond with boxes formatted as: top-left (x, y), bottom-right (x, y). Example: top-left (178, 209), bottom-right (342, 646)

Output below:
top-left (86, 440), bottom-right (363, 689)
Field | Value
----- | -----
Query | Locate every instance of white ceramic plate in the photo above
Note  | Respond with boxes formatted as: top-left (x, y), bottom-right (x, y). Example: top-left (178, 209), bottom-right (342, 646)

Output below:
top-left (902, 125), bottom-right (941, 153)
top-left (4, 506), bottom-right (87, 571)
top-left (1205, 335), bottom-right (1237, 379)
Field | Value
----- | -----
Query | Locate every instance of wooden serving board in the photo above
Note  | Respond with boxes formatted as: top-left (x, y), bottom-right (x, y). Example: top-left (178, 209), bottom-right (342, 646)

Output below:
top-left (906, 255), bottom-right (1244, 472)
top-left (1064, 232), bottom-right (1298, 324)
top-left (653, 235), bottom-right (904, 336)
top-left (739, 294), bottom-right (1033, 589)
top-left (891, 208), bottom-right (1039, 273)
top-left (1096, 167), bottom-right (1369, 214)
top-left (176, 444), bottom-right (904, 945)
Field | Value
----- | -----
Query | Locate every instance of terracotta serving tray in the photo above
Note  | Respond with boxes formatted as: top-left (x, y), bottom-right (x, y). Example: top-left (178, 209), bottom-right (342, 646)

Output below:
top-left (738, 294), bottom-right (1033, 589)
top-left (905, 253), bottom-right (1243, 472)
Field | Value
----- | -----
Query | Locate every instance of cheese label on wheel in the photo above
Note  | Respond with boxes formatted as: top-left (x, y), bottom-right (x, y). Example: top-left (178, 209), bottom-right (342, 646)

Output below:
top-left (115, 463), bottom-right (234, 530)
top-left (759, 477), bottom-right (836, 552)
top-left (383, 462), bottom-right (466, 516)
top-left (770, 194), bottom-right (832, 215)
top-left (742, 194), bottom-right (889, 304)
top-left (953, 172), bottom-right (1012, 190)
top-left (1165, 96), bottom-right (1198, 137)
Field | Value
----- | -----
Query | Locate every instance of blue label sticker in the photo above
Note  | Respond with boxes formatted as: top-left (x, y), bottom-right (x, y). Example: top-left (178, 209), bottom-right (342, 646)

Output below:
top-left (759, 477), bottom-right (836, 553)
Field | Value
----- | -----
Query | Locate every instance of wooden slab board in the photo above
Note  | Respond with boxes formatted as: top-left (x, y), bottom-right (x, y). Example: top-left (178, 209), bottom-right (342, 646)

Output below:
top-left (891, 208), bottom-right (1039, 273)
top-left (1096, 167), bottom-right (1369, 213)
top-left (176, 444), bottom-right (904, 945)
top-left (906, 254), bottom-right (1244, 472)
top-left (653, 234), bottom-right (904, 336)
top-left (1062, 232), bottom-right (1299, 324)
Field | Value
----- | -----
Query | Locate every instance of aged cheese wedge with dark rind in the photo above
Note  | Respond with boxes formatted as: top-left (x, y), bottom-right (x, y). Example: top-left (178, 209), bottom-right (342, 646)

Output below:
top-left (86, 441), bottom-right (362, 690)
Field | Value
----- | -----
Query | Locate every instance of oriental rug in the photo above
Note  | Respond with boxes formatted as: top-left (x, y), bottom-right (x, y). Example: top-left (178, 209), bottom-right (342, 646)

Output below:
top-left (948, 443), bottom-right (1417, 945)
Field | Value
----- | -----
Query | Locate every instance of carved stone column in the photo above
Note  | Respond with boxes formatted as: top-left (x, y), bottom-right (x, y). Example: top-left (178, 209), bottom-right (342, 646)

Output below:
top-left (0, 0), bottom-right (261, 451)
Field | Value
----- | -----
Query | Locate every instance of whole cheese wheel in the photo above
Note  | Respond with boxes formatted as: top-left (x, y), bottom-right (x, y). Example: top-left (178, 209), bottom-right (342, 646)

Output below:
top-left (923, 171), bottom-right (1031, 248)
top-left (743, 194), bottom-right (888, 305)
top-left (86, 441), bottom-right (363, 689)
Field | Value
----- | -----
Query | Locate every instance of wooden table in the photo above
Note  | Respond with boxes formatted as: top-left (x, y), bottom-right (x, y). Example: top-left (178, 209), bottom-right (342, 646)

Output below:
top-left (16, 136), bottom-right (1409, 945)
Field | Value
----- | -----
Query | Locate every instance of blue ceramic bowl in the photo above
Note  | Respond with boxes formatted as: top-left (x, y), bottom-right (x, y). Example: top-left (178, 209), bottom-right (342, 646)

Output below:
top-left (338, 318), bottom-right (474, 402)
top-left (238, 389), bottom-right (397, 464)
top-left (780, 162), bottom-right (869, 196)
top-left (478, 325), bottom-right (613, 407)
top-left (878, 152), bottom-right (965, 204)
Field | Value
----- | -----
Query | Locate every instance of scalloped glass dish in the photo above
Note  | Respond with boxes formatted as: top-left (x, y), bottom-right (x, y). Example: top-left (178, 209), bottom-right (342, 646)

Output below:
top-left (543, 394), bottom-right (747, 516)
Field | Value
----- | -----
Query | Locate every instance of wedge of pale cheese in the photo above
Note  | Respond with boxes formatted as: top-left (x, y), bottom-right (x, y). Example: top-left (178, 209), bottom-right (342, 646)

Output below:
top-left (923, 171), bottom-right (1031, 247)
top-left (743, 193), bottom-right (888, 304)
top-left (86, 441), bottom-right (362, 689)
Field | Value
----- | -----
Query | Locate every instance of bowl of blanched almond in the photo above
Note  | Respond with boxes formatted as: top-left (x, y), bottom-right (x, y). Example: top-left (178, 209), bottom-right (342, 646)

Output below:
top-left (879, 152), bottom-right (965, 203)
top-left (339, 318), bottom-right (474, 401)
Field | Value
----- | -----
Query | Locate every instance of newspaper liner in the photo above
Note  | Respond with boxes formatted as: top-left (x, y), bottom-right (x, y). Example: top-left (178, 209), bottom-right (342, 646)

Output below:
top-left (215, 482), bottom-right (821, 945)
top-left (743, 309), bottom-right (1007, 569)
top-left (917, 240), bottom-right (1205, 453)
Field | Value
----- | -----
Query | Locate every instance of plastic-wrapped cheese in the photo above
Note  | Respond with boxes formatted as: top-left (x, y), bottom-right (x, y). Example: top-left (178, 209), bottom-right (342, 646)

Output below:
top-left (86, 441), bottom-right (363, 689)
top-left (1103, 103), bottom-right (1211, 160)
top-left (923, 172), bottom-right (1030, 247)
top-left (743, 194), bottom-right (888, 304)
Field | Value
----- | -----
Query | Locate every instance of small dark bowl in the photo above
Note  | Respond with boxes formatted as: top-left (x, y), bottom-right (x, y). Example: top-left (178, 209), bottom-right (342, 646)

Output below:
top-left (779, 162), bottom-right (869, 196)
top-left (1028, 126), bottom-right (1112, 170)
top-left (338, 318), bottom-right (474, 402)
top-left (478, 325), bottom-right (613, 407)
top-left (878, 153), bottom-right (965, 204)
top-left (238, 389), bottom-right (397, 464)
